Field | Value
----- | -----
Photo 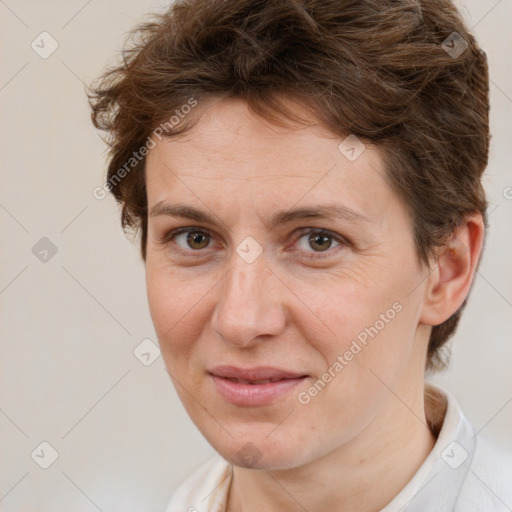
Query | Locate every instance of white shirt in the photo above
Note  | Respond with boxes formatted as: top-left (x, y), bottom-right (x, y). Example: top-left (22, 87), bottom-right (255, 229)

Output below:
top-left (166, 384), bottom-right (512, 511)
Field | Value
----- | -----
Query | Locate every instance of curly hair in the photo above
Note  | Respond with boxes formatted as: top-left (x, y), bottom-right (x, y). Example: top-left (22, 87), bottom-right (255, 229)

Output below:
top-left (88, 0), bottom-right (490, 372)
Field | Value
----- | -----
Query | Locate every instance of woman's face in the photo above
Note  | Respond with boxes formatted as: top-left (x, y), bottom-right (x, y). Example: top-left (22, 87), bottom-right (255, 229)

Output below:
top-left (145, 98), bottom-right (433, 470)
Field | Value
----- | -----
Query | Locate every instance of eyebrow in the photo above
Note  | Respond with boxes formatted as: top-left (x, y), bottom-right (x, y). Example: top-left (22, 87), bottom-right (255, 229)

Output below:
top-left (149, 202), bottom-right (374, 229)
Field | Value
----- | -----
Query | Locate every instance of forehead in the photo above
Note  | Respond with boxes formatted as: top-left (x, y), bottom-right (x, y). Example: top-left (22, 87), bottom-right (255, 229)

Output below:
top-left (145, 98), bottom-right (398, 222)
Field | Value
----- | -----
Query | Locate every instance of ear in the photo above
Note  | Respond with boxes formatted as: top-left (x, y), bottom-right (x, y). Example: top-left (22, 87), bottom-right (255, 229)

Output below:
top-left (419, 213), bottom-right (485, 326)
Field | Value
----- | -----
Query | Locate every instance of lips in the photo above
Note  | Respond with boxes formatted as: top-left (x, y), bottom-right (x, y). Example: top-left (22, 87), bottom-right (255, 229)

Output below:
top-left (224, 377), bottom-right (288, 385)
top-left (209, 365), bottom-right (308, 382)
top-left (208, 365), bottom-right (309, 406)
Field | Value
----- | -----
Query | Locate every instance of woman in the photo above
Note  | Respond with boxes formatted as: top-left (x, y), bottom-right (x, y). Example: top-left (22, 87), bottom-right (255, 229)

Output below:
top-left (89, 0), bottom-right (512, 510)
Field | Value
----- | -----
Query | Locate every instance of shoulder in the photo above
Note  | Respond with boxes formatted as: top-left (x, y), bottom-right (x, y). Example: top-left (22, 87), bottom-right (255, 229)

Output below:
top-left (455, 435), bottom-right (512, 511)
top-left (165, 454), bottom-right (232, 512)
top-left (423, 384), bottom-right (512, 512)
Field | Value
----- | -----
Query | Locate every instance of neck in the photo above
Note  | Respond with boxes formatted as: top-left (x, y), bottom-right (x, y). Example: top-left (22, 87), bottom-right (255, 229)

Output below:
top-left (227, 383), bottom-right (440, 512)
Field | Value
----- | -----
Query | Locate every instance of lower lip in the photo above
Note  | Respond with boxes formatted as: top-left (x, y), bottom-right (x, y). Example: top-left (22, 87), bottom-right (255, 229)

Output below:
top-left (210, 374), bottom-right (308, 406)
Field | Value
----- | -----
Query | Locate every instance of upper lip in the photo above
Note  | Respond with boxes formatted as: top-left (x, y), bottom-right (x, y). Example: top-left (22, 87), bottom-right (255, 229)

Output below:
top-left (209, 365), bottom-right (308, 381)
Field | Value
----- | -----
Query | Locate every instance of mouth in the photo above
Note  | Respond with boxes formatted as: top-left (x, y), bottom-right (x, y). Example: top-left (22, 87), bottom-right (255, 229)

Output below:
top-left (208, 366), bottom-right (309, 406)
top-left (221, 376), bottom-right (299, 385)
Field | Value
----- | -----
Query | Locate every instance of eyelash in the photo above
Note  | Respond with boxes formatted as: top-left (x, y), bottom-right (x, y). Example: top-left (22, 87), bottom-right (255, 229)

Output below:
top-left (159, 227), bottom-right (349, 260)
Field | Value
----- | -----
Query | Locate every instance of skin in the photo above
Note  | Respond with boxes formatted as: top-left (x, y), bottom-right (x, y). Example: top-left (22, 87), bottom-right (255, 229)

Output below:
top-left (144, 97), bottom-right (484, 512)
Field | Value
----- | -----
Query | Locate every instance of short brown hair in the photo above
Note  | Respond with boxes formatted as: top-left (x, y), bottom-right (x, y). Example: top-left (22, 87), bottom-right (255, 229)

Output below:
top-left (89, 0), bottom-right (490, 372)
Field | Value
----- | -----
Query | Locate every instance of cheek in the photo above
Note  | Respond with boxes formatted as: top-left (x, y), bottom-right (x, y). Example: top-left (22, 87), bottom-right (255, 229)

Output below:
top-left (145, 265), bottom-right (207, 359)
top-left (294, 302), bottom-right (417, 448)
top-left (298, 278), bottom-right (388, 349)
top-left (146, 269), bottom-right (174, 338)
top-left (300, 266), bottom-right (417, 374)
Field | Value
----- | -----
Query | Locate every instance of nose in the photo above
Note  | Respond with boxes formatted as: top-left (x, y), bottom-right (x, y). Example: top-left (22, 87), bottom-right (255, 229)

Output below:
top-left (211, 252), bottom-right (286, 348)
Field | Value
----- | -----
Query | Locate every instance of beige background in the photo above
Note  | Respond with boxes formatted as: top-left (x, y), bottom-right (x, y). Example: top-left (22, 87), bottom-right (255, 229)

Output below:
top-left (0, 1), bottom-right (510, 510)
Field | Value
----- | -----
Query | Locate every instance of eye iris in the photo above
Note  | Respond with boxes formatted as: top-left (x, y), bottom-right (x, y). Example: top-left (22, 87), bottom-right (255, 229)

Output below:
top-left (187, 231), bottom-right (209, 249)
top-left (309, 233), bottom-right (332, 252)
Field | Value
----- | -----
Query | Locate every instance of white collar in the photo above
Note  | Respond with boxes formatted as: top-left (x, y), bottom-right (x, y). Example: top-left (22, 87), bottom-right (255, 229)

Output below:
top-left (381, 382), bottom-right (475, 511)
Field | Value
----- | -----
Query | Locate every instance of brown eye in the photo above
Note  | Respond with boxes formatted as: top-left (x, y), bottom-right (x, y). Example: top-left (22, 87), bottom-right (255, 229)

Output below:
top-left (308, 233), bottom-right (334, 252)
top-left (294, 228), bottom-right (346, 258)
top-left (184, 231), bottom-right (211, 250)
top-left (163, 228), bottom-right (214, 252)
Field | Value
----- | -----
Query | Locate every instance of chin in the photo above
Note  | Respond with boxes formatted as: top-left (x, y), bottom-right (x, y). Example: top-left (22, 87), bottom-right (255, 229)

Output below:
top-left (205, 431), bottom-right (312, 471)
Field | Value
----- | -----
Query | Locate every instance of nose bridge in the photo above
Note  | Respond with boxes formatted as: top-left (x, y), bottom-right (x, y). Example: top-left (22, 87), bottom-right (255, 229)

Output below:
top-left (213, 251), bottom-right (284, 347)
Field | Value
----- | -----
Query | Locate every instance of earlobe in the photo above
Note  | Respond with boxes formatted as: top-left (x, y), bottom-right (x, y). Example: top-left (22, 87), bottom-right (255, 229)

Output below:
top-left (419, 213), bottom-right (485, 326)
